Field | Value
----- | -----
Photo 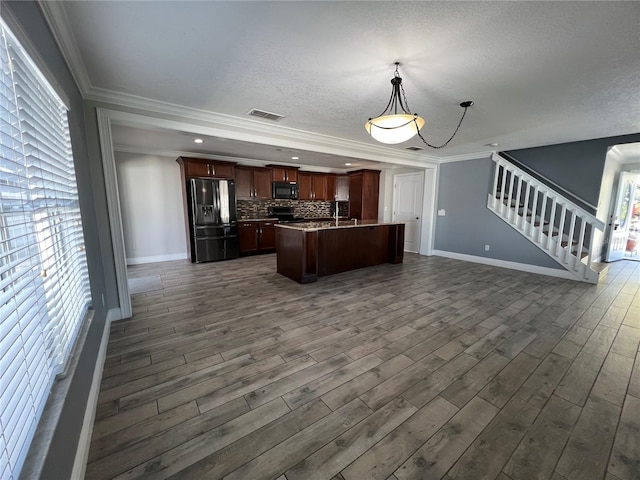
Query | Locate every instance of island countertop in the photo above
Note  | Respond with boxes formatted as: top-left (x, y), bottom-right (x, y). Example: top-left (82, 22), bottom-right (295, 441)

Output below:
top-left (276, 219), bottom-right (404, 232)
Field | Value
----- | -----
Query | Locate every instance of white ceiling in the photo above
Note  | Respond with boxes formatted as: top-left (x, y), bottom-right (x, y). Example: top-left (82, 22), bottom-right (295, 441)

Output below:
top-left (48, 1), bottom-right (640, 167)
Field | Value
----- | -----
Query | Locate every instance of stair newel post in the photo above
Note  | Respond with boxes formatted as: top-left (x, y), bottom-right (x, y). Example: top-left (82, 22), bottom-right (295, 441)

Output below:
top-left (520, 179), bottom-right (531, 230)
top-left (546, 197), bottom-right (557, 249)
top-left (537, 193), bottom-right (548, 244)
top-left (555, 204), bottom-right (567, 257)
top-left (529, 186), bottom-right (539, 237)
top-left (499, 161), bottom-right (508, 216)
top-left (575, 218), bottom-right (587, 272)
top-left (491, 158), bottom-right (501, 210)
top-left (584, 222), bottom-right (595, 280)
top-left (513, 175), bottom-right (523, 225)
top-left (565, 210), bottom-right (576, 263)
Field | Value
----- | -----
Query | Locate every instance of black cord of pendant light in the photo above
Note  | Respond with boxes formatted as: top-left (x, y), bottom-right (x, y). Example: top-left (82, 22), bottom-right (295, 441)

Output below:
top-left (397, 68), bottom-right (473, 149)
top-left (416, 101), bottom-right (473, 149)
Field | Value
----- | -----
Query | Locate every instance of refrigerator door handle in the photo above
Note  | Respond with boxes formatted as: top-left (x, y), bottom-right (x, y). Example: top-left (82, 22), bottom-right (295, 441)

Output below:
top-left (189, 178), bottom-right (198, 228)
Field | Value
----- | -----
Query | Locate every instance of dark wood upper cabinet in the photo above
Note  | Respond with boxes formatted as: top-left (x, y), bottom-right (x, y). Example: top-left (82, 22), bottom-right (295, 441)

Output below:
top-left (298, 172), bottom-right (335, 201)
top-left (253, 168), bottom-right (272, 198)
top-left (267, 165), bottom-right (299, 183)
top-left (298, 172), bottom-right (313, 200)
top-left (176, 157), bottom-right (235, 179)
top-left (236, 166), bottom-right (272, 199)
top-left (326, 174), bottom-right (337, 201)
top-left (348, 169), bottom-right (380, 220)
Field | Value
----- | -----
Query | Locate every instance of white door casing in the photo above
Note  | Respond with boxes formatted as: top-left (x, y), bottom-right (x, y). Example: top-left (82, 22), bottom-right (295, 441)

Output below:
top-left (393, 172), bottom-right (425, 253)
top-left (605, 172), bottom-right (639, 262)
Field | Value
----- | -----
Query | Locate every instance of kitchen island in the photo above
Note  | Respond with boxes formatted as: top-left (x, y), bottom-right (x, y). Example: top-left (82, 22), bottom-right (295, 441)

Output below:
top-left (276, 220), bottom-right (405, 283)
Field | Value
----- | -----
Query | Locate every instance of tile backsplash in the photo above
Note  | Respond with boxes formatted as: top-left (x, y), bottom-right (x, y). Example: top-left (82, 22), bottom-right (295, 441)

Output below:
top-left (237, 199), bottom-right (349, 219)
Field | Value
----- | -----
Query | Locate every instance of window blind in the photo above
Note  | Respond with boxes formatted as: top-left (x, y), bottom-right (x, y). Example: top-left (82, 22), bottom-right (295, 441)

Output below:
top-left (0, 19), bottom-right (91, 480)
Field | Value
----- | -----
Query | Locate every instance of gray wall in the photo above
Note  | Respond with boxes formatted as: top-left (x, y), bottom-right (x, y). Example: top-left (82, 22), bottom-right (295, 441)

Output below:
top-left (434, 156), bottom-right (563, 269)
top-left (5, 2), bottom-right (111, 479)
top-left (506, 133), bottom-right (640, 207)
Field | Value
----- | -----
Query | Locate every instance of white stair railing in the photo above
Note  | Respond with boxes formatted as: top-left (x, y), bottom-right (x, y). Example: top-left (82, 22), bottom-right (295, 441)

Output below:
top-left (487, 153), bottom-right (606, 283)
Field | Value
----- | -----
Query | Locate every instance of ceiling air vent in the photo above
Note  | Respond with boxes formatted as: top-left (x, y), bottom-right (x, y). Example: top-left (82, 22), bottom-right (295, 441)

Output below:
top-left (248, 109), bottom-right (285, 121)
top-left (405, 146), bottom-right (423, 151)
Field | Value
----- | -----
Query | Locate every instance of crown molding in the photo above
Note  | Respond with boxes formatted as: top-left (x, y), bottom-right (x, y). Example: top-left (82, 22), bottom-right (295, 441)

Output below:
top-left (87, 87), bottom-right (492, 165)
top-left (113, 145), bottom-right (353, 173)
top-left (38, 0), bottom-right (91, 96)
top-left (436, 150), bottom-right (494, 163)
top-left (98, 107), bottom-right (442, 171)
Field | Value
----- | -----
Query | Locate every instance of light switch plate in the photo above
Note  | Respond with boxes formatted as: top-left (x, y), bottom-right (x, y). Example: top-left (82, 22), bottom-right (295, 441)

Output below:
top-left (437, 209), bottom-right (446, 216)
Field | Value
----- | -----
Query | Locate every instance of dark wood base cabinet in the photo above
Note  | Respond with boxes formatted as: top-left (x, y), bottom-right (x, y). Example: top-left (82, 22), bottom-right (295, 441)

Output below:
top-left (276, 223), bottom-right (404, 284)
top-left (238, 220), bottom-right (278, 255)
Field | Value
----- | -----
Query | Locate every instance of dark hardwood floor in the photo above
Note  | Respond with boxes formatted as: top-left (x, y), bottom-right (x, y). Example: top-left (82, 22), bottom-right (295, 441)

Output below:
top-left (86, 253), bottom-right (640, 480)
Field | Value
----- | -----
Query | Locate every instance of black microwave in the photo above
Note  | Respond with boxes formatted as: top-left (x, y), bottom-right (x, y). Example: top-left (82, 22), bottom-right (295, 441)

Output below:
top-left (272, 181), bottom-right (299, 200)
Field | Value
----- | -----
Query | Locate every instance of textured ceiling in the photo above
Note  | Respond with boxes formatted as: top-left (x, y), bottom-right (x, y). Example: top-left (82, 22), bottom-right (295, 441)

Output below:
top-left (55, 1), bottom-right (640, 164)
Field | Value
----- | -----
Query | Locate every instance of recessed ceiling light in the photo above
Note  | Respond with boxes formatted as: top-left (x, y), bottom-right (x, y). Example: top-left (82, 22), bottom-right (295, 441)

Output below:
top-left (485, 142), bottom-right (499, 147)
top-left (194, 138), bottom-right (204, 144)
top-left (345, 163), bottom-right (352, 166)
top-left (291, 156), bottom-right (299, 160)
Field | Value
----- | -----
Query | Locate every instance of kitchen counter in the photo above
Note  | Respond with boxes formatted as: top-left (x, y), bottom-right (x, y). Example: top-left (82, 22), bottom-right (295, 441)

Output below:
top-left (276, 220), bottom-right (405, 284)
top-left (276, 219), bottom-right (401, 231)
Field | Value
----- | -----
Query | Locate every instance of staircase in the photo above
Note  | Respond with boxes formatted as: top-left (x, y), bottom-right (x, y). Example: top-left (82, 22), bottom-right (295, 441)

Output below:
top-left (487, 153), bottom-right (605, 283)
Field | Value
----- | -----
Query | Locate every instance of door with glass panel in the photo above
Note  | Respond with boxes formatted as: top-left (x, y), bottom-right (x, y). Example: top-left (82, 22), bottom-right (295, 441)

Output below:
top-left (606, 172), bottom-right (640, 261)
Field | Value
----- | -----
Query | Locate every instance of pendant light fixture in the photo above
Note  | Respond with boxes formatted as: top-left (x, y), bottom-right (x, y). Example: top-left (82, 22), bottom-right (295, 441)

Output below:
top-left (365, 62), bottom-right (473, 148)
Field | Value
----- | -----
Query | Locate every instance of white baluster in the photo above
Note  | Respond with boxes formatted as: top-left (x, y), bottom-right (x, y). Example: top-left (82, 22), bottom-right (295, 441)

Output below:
top-left (491, 159), bottom-right (500, 210)
top-left (574, 218), bottom-right (587, 271)
top-left (506, 168), bottom-right (515, 220)
top-left (513, 176), bottom-right (523, 225)
top-left (537, 193), bottom-right (548, 243)
top-left (555, 204), bottom-right (567, 257)
top-left (565, 211), bottom-right (576, 264)
top-left (520, 180), bottom-right (531, 230)
top-left (529, 187), bottom-right (539, 237)
top-left (499, 161), bottom-right (508, 216)
top-left (546, 197), bottom-right (557, 249)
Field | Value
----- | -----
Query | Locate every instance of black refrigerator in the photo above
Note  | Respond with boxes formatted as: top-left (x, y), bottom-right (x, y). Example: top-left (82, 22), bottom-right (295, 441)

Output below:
top-left (187, 178), bottom-right (239, 263)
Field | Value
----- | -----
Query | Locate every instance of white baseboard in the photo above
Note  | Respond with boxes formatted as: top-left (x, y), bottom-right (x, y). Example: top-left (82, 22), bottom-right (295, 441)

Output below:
top-left (432, 250), bottom-right (577, 281)
top-left (70, 309), bottom-right (113, 479)
top-left (106, 307), bottom-right (123, 323)
top-left (126, 253), bottom-right (187, 265)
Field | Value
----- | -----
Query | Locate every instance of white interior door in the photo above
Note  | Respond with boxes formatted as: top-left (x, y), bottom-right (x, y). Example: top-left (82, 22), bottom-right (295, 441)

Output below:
top-left (605, 172), bottom-right (639, 262)
top-left (393, 172), bottom-right (424, 252)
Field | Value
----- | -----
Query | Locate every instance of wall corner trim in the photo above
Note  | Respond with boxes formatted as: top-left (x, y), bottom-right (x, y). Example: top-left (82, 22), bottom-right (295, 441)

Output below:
top-left (432, 249), bottom-right (576, 281)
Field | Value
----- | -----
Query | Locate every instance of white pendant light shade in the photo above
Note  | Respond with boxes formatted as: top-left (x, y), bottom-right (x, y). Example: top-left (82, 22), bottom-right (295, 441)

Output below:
top-left (365, 114), bottom-right (425, 144)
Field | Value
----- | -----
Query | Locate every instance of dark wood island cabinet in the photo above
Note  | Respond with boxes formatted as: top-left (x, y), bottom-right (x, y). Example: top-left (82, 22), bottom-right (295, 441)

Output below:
top-left (238, 220), bottom-right (279, 255)
top-left (276, 221), bottom-right (404, 284)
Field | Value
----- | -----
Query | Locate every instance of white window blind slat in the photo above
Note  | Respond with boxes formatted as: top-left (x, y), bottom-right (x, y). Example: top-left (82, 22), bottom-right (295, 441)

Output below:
top-left (0, 19), bottom-right (91, 480)
top-left (0, 435), bottom-right (10, 480)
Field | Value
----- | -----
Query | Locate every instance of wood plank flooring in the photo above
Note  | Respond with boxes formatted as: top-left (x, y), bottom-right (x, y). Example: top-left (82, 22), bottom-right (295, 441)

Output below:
top-left (87, 254), bottom-right (640, 480)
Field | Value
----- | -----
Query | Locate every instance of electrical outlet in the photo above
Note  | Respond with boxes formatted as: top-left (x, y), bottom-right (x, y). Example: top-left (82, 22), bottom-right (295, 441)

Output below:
top-left (485, 244), bottom-right (490, 251)
top-left (437, 209), bottom-right (446, 216)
